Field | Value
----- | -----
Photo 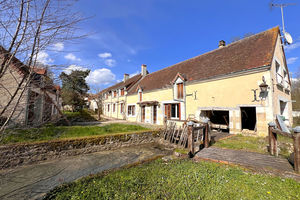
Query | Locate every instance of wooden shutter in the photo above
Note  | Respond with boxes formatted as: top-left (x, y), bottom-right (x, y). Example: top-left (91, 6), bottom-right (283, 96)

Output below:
top-left (177, 83), bottom-right (183, 99)
top-left (165, 104), bottom-right (171, 119)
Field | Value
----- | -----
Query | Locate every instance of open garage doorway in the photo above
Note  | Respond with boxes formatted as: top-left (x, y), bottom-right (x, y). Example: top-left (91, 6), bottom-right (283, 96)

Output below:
top-left (240, 107), bottom-right (256, 131)
top-left (202, 110), bottom-right (229, 132)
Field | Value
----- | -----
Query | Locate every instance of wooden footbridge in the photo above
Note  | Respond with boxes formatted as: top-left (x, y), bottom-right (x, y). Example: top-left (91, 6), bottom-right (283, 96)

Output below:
top-left (162, 118), bottom-right (300, 174)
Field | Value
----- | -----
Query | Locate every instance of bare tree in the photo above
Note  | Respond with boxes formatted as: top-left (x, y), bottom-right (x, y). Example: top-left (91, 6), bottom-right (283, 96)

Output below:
top-left (0, 0), bottom-right (85, 134)
top-left (292, 70), bottom-right (300, 111)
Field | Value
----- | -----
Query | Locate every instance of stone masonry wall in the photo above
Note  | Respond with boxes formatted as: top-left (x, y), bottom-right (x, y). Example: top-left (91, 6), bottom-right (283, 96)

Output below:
top-left (0, 130), bottom-right (160, 169)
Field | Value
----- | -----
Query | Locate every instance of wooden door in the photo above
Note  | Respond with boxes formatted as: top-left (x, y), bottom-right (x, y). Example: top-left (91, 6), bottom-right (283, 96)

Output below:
top-left (141, 106), bottom-right (145, 122)
top-left (153, 105), bottom-right (157, 124)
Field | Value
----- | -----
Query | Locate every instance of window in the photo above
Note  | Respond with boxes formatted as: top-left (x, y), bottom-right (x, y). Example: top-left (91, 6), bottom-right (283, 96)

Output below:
top-left (113, 104), bottom-right (116, 112)
top-left (164, 103), bottom-right (180, 119)
top-left (283, 70), bottom-right (289, 88)
top-left (107, 104), bottom-right (110, 112)
top-left (120, 103), bottom-right (124, 113)
top-left (139, 92), bottom-right (142, 102)
top-left (275, 61), bottom-right (283, 85)
top-left (114, 91), bottom-right (117, 98)
top-left (121, 88), bottom-right (125, 96)
top-left (177, 83), bottom-right (183, 99)
top-left (128, 105), bottom-right (135, 116)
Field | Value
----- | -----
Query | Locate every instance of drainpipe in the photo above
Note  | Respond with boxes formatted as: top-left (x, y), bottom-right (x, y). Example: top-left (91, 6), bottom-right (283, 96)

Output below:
top-left (117, 91), bottom-right (119, 119)
top-left (184, 82), bottom-right (187, 121)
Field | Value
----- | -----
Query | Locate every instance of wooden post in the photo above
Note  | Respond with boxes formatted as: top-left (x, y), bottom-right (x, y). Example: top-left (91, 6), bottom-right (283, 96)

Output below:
top-left (273, 131), bottom-right (278, 157)
top-left (293, 127), bottom-right (300, 173)
top-left (268, 122), bottom-right (276, 156)
top-left (187, 121), bottom-right (194, 157)
top-left (203, 118), bottom-right (210, 148)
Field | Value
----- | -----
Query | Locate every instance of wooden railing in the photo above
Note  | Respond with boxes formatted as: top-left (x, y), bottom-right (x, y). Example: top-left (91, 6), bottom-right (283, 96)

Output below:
top-left (162, 119), bottom-right (210, 157)
top-left (187, 120), bottom-right (210, 157)
top-left (268, 122), bottom-right (300, 173)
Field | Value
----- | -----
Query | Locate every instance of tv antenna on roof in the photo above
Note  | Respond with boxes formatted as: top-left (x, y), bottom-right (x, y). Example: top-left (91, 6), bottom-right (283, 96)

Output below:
top-left (269, 1), bottom-right (296, 45)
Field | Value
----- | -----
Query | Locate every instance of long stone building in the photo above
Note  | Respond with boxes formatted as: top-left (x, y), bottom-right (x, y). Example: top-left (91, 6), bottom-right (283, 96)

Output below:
top-left (0, 46), bottom-right (62, 127)
top-left (100, 27), bottom-right (293, 136)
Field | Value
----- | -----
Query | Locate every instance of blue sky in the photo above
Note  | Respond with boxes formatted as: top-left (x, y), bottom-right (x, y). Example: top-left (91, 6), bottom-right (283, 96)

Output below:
top-left (43, 0), bottom-right (300, 91)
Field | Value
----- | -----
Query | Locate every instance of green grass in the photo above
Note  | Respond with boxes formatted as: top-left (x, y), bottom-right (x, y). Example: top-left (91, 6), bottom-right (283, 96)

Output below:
top-left (213, 134), bottom-right (267, 154)
top-left (294, 116), bottom-right (300, 127)
top-left (63, 109), bottom-right (97, 122)
top-left (213, 134), bottom-right (293, 158)
top-left (174, 148), bottom-right (189, 154)
top-left (1, 123), bottom-right (149, 145)
top-left (44, 159), bottom-right (300, 200)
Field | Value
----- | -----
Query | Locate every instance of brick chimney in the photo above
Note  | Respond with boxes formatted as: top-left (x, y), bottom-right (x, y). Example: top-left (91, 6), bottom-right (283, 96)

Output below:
top-left (123, 73), bottom-right (129, 82)
top-left (141, 64), bottom-right (147, 77)
top-left (218, 40), bottom-right (226, 48)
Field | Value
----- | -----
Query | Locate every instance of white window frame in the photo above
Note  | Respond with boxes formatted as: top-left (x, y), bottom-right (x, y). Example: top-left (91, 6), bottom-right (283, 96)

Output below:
top-left (275, 59), bottom-right (283, 85)
top-left (173, 77), bottom-right (184, 100)
top-left (164, 103), bottom-right (180, 120)
top-left (127, 104), bottom-right (136, 117)
top-left (138, 89), bottom-right (143, 102)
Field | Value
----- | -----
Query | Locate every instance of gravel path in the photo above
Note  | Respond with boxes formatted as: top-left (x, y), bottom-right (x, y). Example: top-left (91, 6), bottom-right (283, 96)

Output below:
top-left (0, 143), bottom-right (170, 200)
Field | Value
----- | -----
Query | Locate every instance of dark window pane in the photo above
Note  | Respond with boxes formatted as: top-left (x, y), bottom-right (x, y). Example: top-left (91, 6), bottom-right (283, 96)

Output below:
top-left (171, 104), bottom-right (176, 118)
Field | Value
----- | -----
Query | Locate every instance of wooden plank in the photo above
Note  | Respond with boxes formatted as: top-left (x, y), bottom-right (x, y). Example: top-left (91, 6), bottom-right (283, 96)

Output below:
top-left (271, 128), bottom-right (293, 138)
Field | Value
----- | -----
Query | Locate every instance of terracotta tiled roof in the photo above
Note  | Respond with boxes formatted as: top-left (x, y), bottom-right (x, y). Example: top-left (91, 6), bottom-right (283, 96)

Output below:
top-left (32, 67), bottom-right (47, 75)
top-left (128, 27), bottom-right (279, 94)
top-left (0, 46), bottom-right (29, 75)
top-left (100, 74), bottom-right (142, 94)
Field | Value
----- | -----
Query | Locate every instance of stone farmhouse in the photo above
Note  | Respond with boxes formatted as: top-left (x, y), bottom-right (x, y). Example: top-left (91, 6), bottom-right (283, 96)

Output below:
top-left (100, 27), bottom-right (293, 136)
top-left (0, 46), bottom-right (62, 127)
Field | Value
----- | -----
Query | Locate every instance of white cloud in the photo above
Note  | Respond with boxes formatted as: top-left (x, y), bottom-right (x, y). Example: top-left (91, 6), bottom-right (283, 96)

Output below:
top-left (64, 65), bottom-right (116, 86)
top-left (287, 57), bottom-right (298, 64)
top-left (36, 51), bottom-right (54, 65)
top-left (64, 53), bottom-right (81, 62)
top-left (86, 68), bottom-right (116, 85)
top-left (104, 59), bottom-right (116, 67)
top-left (284, 42), bottom-right (300, 52)
top-left (63, 65), bottom-right (88, 74)
top-left (98, 52), bottom-right (112, 58)
top-left (52, 42), bottom-right (64, 51)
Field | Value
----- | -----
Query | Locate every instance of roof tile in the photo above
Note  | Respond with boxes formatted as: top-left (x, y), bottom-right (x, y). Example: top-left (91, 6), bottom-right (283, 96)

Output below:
top-left (128, 27), bottom-right (279, 94)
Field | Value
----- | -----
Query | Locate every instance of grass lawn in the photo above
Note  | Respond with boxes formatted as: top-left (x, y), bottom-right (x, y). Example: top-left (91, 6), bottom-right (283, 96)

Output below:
top-left (63, 109), bottom-right (98, 122)
top-left (213, 117), bottom-right (300, 157)
top-left (44, 159), bottom-right (300, 200)
top-left (294, 116), bottom-right (300, 127)
top-left (213, 134), bottom-right (293, 158)
top-left (1, 123), bottom-right (149, 145)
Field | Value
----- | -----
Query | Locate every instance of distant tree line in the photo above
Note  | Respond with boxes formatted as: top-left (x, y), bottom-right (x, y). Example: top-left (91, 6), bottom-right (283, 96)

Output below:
top-left (292, 71), bottom-right (300, 111)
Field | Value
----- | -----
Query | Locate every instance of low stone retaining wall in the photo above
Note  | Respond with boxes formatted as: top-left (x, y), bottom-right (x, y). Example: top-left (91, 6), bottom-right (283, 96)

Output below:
top-left (0, 130), bottom-right (160, 169)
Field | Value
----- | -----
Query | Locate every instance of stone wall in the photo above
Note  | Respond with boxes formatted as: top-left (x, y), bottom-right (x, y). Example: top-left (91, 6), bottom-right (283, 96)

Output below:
top-left (0, 130), bottom-right (160, 169)
top-left (0, 67), bottom-right (29, 126)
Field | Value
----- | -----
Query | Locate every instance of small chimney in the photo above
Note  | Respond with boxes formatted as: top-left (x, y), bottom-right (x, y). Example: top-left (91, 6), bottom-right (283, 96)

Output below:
top-left (123, 73), bottom-right (129, 82)
top-left (218, 40), bottom-right (226, 48)
top-left (141, 64), bottom-right (147, 76)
